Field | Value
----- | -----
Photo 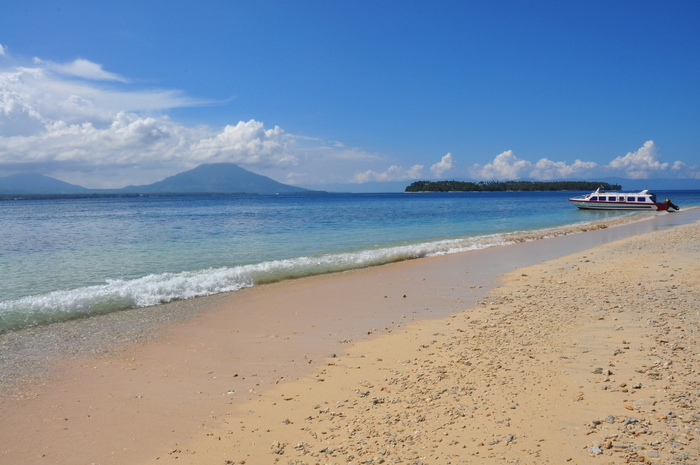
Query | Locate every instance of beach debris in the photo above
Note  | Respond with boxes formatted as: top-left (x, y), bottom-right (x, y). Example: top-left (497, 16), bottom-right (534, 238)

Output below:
top-left (270, 441), bottom-right (286, 455)
top-left (293, 441), bottom-right (307, 451)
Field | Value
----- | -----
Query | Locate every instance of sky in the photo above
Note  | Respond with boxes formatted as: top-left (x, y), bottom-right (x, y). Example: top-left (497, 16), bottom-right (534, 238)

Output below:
top-left (1, 1), bottom-right (699, 191)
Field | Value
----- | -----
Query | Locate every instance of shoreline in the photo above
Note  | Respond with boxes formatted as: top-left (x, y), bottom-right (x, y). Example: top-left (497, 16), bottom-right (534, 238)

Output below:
top-left (1, 209), bottom-right (699, 464)
top-left (0, 209), bottom-right (689, 335)
top-left (1, 210), bottom-right (693, 398)
top-left (162, 218), bottom-right (699, 465)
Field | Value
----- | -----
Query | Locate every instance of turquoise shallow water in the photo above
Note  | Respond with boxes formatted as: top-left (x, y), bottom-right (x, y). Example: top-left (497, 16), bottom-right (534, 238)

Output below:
top-left (2, 190), bottom-right (699, 332)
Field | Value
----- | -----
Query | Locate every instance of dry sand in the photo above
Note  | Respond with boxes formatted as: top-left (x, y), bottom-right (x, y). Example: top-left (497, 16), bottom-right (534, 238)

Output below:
top-left (2, 217), bottom-right (699, 465)
top-left (144, 221), bottom-right (700, 465)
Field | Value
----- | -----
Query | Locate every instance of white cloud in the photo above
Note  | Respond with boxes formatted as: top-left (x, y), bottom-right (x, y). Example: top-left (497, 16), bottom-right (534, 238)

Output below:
top-left (0, 64), bottom-right (203, 137)
top-left (606, 140), bottom-right (670, 179)
top-left (5, 51), bottom-right (692, 189)
top-left (468, 145), bottom-right (690, 181)
top-left (469, 150), bottom-right (531, 180)
top-left (1, 112), bottom-right (189, 165)
top-left (0, 112), bottom-right (305, 184)
top-left (430, 153), bottom-right (454, 178)
top-left (0, 57), bottom-right (295, 181)
top-left (351, 164), bottom-right (424, 183)
top-left (529, 158), bottom-right (597, 180)
top-left (470, 150), bottom-right (596, 181)
top-left (671, 161), bottom-right (685, 171)
top-left (39, 58), bottom-right (128, 82)
top-left (0, 54), bottom-right (404, 187)
top-left (190, 120), bottom-right (298, 167)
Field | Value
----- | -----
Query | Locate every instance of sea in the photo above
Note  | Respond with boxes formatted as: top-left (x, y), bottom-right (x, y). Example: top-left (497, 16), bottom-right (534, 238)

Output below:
top-left (2, 190), bottom-right (700, 334)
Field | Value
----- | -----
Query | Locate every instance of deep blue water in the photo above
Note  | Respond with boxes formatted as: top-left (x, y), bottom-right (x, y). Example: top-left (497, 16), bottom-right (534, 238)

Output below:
top-left (2, 190), bottom-right (699, 332)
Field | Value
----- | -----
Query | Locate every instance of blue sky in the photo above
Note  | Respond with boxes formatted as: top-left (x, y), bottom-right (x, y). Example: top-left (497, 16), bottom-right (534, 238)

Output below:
top-left (1, 1), bottom-right (698, 190)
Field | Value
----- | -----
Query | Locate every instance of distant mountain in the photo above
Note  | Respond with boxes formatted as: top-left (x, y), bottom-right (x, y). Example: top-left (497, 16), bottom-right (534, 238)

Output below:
top-left (121, 163), bottom-right (310, 194)
top-left (0, 163), bottom-right (311, 196)
top-left (4, 166), bottom-right (699, 196)
top-left (0, 173), bottom-right (90, 195)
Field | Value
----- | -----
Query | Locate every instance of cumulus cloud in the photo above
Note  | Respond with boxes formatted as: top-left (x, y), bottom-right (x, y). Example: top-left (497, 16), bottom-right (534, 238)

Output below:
top-left (5, 51), bottom-right (691, 189)
top-left (190, 120), bottom-right (297, 167)
top-left (0, 63), bottom-right (202, 137)
top-left (606, 140), bottom-right (671, 179)
top-left (671, 161), bottom-right (685, 171)
top-left (469, 150), bottom-right (531, 180)
top-left (2, 112), bottom-right (189, 165)
top-left (466, 142), bottom-right (694, 182)
top-left (351, 164), bottom-right (424, 183)
top-left (430, 153), bottom-right (454, 177)
top-left (0, 111), bottom-right (304, 185)
top-left (469, 150), bottom-right (600, 181)
top-left (0, 54), bottom-right (400, 187)
top-left (529, 158), bottom-right (597, 180)
top-left (0, 57), bottom-right (306, 185)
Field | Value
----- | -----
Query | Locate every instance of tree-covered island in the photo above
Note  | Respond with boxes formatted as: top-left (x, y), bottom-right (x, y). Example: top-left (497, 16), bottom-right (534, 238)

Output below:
top-left (405, 180), bottom-right (621, 192)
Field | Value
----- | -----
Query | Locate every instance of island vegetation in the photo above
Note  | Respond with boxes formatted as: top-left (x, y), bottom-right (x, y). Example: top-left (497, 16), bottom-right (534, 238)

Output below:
top-left (405, 180), bottom-right (622, 192)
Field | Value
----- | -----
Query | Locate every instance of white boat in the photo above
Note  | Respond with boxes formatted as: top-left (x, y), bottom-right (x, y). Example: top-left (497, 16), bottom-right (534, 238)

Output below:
top-left (569, 188), bottom-right (678, 211)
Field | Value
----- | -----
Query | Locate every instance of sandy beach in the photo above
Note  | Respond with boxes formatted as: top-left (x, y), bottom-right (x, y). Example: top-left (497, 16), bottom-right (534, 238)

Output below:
top-left (2, 213), bottom-right (699, 465)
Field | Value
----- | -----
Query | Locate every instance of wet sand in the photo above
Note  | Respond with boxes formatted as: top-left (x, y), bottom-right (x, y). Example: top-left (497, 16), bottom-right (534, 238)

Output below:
top-left (1, 210), bottom-right (699, 464)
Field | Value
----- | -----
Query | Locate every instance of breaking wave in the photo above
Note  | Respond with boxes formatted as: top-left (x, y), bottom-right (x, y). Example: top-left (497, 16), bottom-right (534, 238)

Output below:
top-left (0, 214), bottom-right (649, 333)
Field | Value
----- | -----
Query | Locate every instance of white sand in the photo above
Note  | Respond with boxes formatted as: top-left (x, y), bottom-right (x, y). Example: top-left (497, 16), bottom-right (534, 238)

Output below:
top-left (2, 218), bottom-right (699, 465)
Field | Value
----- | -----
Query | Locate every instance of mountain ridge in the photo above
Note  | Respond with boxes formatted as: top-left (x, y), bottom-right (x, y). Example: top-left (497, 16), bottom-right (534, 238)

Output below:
top-left (3, 165), bottom-right (700, 196)
top-left (120, 163), bottom-right (309, 194)
top-left (0, 163), bottom-right (312, 196)
top-left (0, 173), bottom-right (90, 195)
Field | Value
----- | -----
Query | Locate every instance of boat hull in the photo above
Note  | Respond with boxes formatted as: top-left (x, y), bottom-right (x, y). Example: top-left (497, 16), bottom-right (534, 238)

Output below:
top-left (568, 187), bottom-right (675, 211)
top-left (569, 200), bottom-right (669, 211)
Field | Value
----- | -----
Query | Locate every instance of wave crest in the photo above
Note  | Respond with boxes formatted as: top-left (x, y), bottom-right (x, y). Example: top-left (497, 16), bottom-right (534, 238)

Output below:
top-left (0, 214), bottom-right (650, 333)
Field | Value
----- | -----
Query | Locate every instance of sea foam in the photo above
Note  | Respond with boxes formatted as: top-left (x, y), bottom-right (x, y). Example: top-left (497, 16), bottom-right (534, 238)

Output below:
top-left (0, 215), bottom-right (649, 333)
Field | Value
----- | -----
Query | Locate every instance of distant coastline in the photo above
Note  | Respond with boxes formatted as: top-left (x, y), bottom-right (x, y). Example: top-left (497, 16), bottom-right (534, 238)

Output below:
top-left (0, 163), bottom-right (317, 199)
top-left (405, 180), bottom-right (622, 192)
top-left (0, 192), bottom-right (250, 201)
top-left (0, 191), bottom-right (328, 201)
